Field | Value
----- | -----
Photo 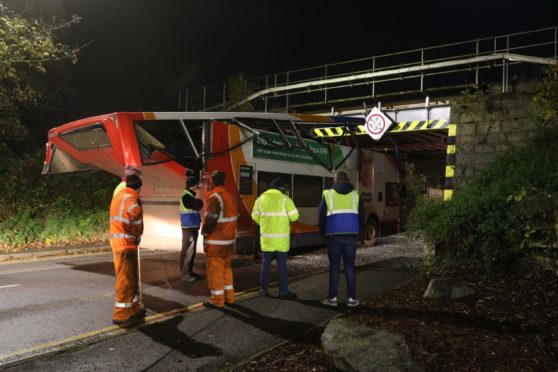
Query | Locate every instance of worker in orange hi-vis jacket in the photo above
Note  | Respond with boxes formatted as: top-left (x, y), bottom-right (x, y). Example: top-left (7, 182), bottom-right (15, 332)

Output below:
top-left (201, 171), bottom-right (238, 308)
top-left (109, 174), bottom-right (146, 326)
top-left (113, 166), bottom-right (142, 197)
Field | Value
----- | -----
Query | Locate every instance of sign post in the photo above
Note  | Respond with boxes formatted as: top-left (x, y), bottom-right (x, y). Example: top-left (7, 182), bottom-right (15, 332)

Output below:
top-left (364, 107), bottom-right (394, 141)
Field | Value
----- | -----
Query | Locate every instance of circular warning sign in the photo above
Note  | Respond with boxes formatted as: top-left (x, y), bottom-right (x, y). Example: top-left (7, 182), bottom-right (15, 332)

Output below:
top-left (365, 114), bottom-right (386, 135)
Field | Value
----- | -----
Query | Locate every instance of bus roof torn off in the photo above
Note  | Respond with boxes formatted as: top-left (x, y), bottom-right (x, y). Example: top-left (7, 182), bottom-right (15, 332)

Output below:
top-left (44, 112), bottom-right (400, 252)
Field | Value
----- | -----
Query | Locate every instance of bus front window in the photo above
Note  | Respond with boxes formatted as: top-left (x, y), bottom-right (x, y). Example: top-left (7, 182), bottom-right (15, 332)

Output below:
top-left (134, 120), bottom-right (203, 169)
top-left (43, 146), bottom-right (96, 174)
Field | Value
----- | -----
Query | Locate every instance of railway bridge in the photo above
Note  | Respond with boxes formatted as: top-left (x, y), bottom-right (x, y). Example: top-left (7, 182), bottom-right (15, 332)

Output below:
top-left (178, 27), bottom-right (558, 200)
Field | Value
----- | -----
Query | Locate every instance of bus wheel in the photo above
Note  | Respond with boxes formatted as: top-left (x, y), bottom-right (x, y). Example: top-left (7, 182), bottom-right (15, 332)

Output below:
top-left (363, 218), bottom-right (379, 246)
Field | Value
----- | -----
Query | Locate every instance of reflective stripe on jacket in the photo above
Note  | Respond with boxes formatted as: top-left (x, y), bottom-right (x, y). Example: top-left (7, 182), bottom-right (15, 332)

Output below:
top-left (323, 189), bottom-right (359, 235)
top-left (110, 188), bottom-right (143, 251)
top-left (180, 189), bottom-right (201, 228)
top-left (203, 186), bottom-right (238, 257)
top-left (251, 189), bottom-right (299, 252)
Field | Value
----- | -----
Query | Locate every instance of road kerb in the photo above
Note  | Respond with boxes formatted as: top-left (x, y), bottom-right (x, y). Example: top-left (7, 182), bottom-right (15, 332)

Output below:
top-left (0, 289), bottom-right (260, 368)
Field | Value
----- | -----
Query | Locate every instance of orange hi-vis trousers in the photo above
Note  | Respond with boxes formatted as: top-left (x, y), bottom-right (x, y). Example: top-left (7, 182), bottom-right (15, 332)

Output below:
top-left (206, 255), bottom-right (235, 307)
top-left (113, 249), bottom-right (142, 322)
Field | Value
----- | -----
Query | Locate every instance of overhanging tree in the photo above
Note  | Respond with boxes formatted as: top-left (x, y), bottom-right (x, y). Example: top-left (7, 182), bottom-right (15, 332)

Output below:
top-left (0, 2), bottom-right (80, 153)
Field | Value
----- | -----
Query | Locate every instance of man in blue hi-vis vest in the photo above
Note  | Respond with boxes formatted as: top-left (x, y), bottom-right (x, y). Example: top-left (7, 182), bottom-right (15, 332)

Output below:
top-left (318, 171), bottom-right (364, 308)
top-left (179, 176), bottom-right (203, 281)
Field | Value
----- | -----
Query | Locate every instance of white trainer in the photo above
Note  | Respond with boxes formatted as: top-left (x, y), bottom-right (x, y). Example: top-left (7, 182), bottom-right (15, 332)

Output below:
top-left (347, 298), bottom-right (360, 307)
top-left (320, 297), bottom-right (338, 307)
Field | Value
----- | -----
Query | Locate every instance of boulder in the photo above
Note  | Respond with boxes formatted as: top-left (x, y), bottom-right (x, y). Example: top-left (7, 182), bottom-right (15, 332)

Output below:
top-left (321, 318), bottom-right (423, 372)
top-left (423, 278), bottom-right (476, 301)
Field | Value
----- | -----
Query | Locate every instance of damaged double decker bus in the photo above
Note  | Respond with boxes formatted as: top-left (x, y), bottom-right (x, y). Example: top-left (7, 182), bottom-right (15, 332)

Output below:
top-left (43, 112), bottom-right (400, 253)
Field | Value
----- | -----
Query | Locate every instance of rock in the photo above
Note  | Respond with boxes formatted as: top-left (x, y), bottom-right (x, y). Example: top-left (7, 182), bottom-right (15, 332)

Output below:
top-left (321, 318), bottom-right (423, 372)
top-left (423, 279), bottom-right (476, 301)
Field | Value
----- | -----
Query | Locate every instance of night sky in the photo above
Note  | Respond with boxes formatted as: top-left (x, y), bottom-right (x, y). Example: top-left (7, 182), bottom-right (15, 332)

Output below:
top-left (51, 0), bottom-right (557, 121)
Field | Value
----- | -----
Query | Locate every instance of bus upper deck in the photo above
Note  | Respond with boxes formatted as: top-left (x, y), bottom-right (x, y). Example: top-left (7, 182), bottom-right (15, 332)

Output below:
top-left (44, 112), bottom-right (400, 252)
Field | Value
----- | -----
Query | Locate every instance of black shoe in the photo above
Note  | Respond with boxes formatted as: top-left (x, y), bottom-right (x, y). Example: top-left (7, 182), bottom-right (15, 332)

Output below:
top-left (112, 313), bottom-right (145, 327)
top-left (258, 289), bottom-right (270, 297)
top-left (182, 272), bottom-right (200, 282)
top-left (278, 291), bottom-right (297, 300)
top-left (203, 301), bottom-right (223, 309)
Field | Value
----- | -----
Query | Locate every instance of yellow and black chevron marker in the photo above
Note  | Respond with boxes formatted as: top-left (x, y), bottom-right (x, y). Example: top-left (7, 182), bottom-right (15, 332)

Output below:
top-left (313, 119), bottom-right (457, 201)
top-left (312, 119), bottom-right (450, 137)
top-left (392, 119), bottom-right (450, 133)
top-left (443, 123), bottom-right (457, 201)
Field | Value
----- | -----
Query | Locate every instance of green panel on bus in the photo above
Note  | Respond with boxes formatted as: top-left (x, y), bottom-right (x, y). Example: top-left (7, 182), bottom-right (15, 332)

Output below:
top-left (253, 132), bottom-right (344, 165)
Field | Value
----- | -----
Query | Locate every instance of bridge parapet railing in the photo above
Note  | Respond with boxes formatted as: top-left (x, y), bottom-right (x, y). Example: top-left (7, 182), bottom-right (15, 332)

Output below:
top-left (178, 26), bottom-right (557, 112)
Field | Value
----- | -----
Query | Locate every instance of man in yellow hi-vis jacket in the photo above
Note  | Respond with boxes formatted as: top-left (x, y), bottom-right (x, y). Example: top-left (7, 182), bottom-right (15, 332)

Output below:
top-left (251, 177), bottom-right (299, 299)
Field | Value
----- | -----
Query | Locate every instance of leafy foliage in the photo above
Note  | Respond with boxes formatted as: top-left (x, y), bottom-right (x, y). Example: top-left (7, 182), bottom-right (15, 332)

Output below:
top-left (410, 68), bottom-right (558, 274)
top-left (533, 65), bottom-right (558, 128)
top-left (225, 73), bottom-right (256, 111)
top-left (0, 2), bottom-right (99, 249)
top-left (0, 2), bottom-right (80, 152)
top-left (400, 160), bottom-right (429, 226)
top-left (0, 151), bottom-right (117, 249)
top-left (409, 127), bottom-right (558, 273)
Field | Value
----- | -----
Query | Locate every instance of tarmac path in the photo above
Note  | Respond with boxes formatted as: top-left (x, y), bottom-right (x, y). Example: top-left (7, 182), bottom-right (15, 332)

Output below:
top-left (0, 236), bottom-right (422, 369)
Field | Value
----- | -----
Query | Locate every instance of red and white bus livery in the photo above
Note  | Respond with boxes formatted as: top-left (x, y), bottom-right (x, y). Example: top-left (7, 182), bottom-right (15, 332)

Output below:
top-left (43, 112), bottom-right (400, 252)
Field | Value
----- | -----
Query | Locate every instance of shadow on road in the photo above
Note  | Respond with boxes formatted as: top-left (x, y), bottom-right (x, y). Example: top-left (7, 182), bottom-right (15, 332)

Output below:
top-left (139, 315), bottom-right (222, 365)
top-left (291, 297), bottom-right (346, 313)
top-left (141, 293), bottom-right (187, 313)
top-left (217, 303), bottom-right (314, 340)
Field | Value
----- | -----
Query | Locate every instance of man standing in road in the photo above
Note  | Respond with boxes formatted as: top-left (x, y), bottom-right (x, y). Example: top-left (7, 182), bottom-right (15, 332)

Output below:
top-left (179, 175), bottom-right (203, 282)
top-left (251, 177), bottom-right (299, 299)
top-left (318, 171), bottom-right (364, 308)
top-left (109, 174), bottom-right (146, 326)
top-left (202, 171), bottom-right (238, 308)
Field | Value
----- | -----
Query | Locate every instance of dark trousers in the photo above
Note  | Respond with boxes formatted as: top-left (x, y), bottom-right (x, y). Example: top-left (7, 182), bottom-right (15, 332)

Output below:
top-left (180, 228), bottom-right (199, 276)
top-left (325, 235), bottom-right (358, 299)
top-left (260, 251), bottom-right (289, 295)
top-left (254, 227), bottom-right (262, 260)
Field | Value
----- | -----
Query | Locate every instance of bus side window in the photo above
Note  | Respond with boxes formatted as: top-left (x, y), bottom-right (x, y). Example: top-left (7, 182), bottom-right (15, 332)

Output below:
top-left (239, 165), bottom-right (253, 195)
top-left (293, 175), bottom-right (323, 207)
top-left (60, 124), bottom-right (111, 150)
top-left (378, 192), bottom-right (383, 202)
top-left (385, 182), bottom-right (399, 207)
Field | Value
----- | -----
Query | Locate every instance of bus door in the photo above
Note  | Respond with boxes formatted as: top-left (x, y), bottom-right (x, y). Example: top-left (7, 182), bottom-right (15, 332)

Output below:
top-left (235, 162), bottom-right (257, 244)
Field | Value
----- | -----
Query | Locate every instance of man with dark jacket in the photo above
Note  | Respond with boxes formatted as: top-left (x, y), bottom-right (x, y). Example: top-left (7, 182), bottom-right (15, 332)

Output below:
top-left (179, 176), bottom-right (203, 281)
top-left (318, 171), bottom-right (364, 307)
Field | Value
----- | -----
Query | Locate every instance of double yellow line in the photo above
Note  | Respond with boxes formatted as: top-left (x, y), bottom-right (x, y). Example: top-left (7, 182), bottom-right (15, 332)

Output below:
top-left (0, 290), bottom-right (259, 367)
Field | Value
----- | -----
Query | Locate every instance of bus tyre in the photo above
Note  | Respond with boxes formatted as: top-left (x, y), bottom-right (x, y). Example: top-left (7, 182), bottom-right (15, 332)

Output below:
top-left (363, 219), bottom-right (379, 246)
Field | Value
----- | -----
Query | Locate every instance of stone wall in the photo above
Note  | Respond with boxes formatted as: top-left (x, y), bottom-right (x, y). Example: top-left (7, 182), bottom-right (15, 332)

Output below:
top-left (450, 82), bottom-right (542, 189)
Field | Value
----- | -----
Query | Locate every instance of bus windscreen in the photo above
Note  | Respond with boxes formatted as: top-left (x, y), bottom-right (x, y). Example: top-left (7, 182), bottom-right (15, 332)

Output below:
top-left (134, 119), bottom-right (203, 169)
